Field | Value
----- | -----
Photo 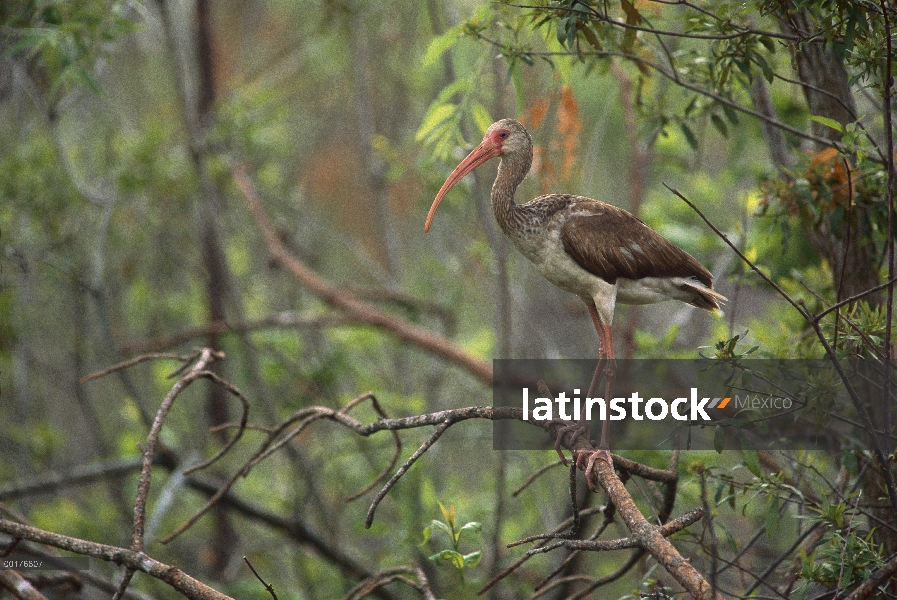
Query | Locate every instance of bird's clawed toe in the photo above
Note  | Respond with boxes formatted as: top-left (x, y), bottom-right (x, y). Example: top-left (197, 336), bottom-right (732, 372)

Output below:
top-left (553, 421), bottom-right (591, 465)
top-left (575, 448), bottom-right (613, 493)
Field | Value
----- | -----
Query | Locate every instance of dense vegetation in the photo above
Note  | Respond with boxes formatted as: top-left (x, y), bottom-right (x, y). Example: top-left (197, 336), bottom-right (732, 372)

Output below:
top-left (1, 1), bottom-right (895, 598)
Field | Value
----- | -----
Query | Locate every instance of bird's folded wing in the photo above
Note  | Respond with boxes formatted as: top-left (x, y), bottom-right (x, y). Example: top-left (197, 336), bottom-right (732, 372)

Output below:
top-left (559, 207), bottom-right (713, 286)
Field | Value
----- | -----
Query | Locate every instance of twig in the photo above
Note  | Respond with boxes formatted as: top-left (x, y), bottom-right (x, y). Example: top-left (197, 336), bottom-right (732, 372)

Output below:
top-left (343, 565), bottom-right (432, 600)
top-left (0, 519), bottom-right (233, 600)
top-left (477, 506), bottom-right (607, 595)
top-left (234, 163), bottom-right (493, 385)
top-left (523, 508), bottom-right (704, 555)
top-left (132, 349), bottom-right (223, 550)
top-left (0, 458), bottom-right (143, 502)
top-left (119, 312), bottom-right (355, 355)
top-left (79, 352), bottom-right (196, 384)
top-left (512, 459), bottom-right (565, 496)
top-left (243, 557), bottom-right (277, 600)
top-left (813, 273), bottom-right (897, 322)
top-left (698, 468), bottom-right (718, 595)
top-left (341, 394), bottom-right (402, 503)
top-left (365, 418), bottom-right (454, 528)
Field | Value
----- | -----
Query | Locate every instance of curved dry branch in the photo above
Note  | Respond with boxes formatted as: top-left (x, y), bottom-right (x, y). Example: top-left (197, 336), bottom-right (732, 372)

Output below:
top-left (234, 163), bottom-right (493, 385)
top-left (182, 372), bottom-right (250, 475)
top-left (131, 349), bottom-right (224, 552)
top-left (80, 352), bottom-right (197, 384)
top-left (119, 312), bottom-right (355, 355)
top-left (0, 520), bottom-right (233, 600)
top-left (340, 394), bottom-right (403, 503)
top-left (343, 564), bottom-right (435, 600)
top-left (364, 418), bottom-right (454, 528)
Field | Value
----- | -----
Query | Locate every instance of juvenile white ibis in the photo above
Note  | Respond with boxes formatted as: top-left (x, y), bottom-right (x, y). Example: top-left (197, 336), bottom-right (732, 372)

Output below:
top-left (424, 119), bottom-right (726, 463)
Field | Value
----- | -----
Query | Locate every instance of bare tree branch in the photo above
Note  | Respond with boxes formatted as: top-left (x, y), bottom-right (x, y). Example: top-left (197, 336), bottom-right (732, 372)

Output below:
top-left (234, 163), bottom-right (493, 385)
top-left (0, 520), bottom-right (233, 600)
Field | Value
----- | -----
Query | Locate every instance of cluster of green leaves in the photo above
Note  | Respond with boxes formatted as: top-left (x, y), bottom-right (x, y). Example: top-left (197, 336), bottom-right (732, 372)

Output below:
top-left (760, 0), bottom-right (891, 88)
top-left (760, 148), bottom-right (891, 245)
top-left (3, 0), bottom-right (139, 98)
top-left (797, 494), bottom-right (885, 592)
top-left (421, 503), bottom-right (482, 597)
top-left (699, 330), bottom-right (760, 360)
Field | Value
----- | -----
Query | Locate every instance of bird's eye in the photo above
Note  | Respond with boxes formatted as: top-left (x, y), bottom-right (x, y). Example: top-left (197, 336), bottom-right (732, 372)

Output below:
top-left (499, 130), bottom-right (509, 139)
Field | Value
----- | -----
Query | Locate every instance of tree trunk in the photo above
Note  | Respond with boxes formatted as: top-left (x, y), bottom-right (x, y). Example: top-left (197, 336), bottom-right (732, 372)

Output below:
top-left (771, 2), bottom-right (882, 302)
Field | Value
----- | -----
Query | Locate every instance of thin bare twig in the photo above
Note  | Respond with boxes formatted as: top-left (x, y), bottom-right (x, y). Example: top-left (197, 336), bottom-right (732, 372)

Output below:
top-left (243, 557), bottom-right (277, 600)
top-left (477, 505), bottom-right (607, 595)
top-left (512, 459), bottom-right (565, 496)
top-left (132, 348), bottom-right (224, 552)
top-left (340, 394), bottom-right (402, 503)
top-left (524, 507), bottom-right (704, 555)
top-left (0, 519), bottom-right (233, 600)
top-left (79, 352), bottom-right (197, 384)
top-left (364, 418), bottom-right (454, 528)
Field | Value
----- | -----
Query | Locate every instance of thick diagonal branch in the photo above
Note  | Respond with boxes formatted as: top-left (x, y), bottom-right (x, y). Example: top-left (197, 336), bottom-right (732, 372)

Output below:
top-left (234, 164), bottom-right (492, 385)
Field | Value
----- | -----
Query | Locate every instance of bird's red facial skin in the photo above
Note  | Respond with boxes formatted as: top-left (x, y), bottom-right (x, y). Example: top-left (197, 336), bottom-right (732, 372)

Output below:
top-left (489, 129), bottom-right (510, 151)
top-left (423, 134), bottom-right (504, 233)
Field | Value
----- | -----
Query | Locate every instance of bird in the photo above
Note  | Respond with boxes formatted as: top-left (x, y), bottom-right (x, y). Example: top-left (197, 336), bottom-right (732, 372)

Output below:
top-left (424, 118), bottom-right (726, 465)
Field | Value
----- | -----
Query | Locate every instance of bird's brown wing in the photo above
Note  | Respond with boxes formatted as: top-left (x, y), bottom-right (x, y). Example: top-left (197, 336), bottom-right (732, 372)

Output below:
top-left (560, 202), bottom-right (713, 286)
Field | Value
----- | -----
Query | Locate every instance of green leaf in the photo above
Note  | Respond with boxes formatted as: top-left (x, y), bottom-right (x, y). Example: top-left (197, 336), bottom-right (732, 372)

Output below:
top-left (841, 450), bottom-right (858, 474)
top-left (710, 114), bottom-right (728, 138)
top-left (765, 497), bottom-right (780, 538)
top-left (422, 26), bottom-right (462, 68)
top-left (426, 519), bottom-right (453, 538)
top-left (621, 0), bottom-right (642, 25)
top-left (714, 425), bottom-right (724, 453)
top-left (809, 115), bottom-right (845, 134)
top-left (581, 25), bottom-right (602, 50)
top-left (460, 521), bottom-right (482, 534)
top-left (429, 549), bottom-right (463, 567)
top-left (739, 432), bottom-right (761, 477)
top-left (436, 79), bottom-right (473, 103)
top-left (439, 502), bottom-right (456, 529)
top-left (620, 0), bottom-right (642, 51)
top-left (416, 104), bottom-right (456, 142)
top-left (759, 35), bottom-right (776, 53)
top-left (680, 121), bottom-right (699, 150)
top-left (471, 104), bottom-right (493, 135)
top-left (722, 104), bottom-right (740, 125)
top-left (753, 53), bottom-right (774, 83)
top-left (463, 551), bottom-right (482, 567)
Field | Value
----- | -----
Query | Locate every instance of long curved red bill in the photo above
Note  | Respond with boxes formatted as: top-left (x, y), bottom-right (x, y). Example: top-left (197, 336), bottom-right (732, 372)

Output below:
top-left (424, 138), bottom-right (502, 232)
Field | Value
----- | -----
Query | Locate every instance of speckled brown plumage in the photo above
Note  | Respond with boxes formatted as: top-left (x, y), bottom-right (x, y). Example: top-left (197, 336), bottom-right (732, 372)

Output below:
top-left (425, 118), bottom-right (725, 324)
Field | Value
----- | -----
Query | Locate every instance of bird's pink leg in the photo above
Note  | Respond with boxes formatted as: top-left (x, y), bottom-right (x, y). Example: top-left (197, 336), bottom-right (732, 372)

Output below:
top-left (577, 304), bottom-right (616, 480)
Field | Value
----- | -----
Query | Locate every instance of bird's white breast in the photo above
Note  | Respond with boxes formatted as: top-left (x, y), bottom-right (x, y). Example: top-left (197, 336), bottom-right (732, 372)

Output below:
top-left (509, 219), bottom-right (612, 301)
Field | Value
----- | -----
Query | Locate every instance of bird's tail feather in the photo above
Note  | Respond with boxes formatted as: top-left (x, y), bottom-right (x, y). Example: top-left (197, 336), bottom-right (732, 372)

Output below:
top-left (681, 281), bottom-right (727, 312)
